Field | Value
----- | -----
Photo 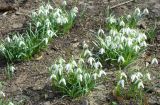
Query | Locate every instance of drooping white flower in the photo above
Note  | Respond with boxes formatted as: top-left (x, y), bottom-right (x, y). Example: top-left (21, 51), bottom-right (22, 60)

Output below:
top-left (82, 41), bottom-right (88, 49)
top-left (119, 21), bottom-right (125, 27)
top-left (127, 38), bottom-right (133, 47)
top-left (131, 74), bottom-right (137, 82)
top-left (93, 73), bottom-right (98, 80)
top-left (19, 41), bottom-right (26, 47)
top-left (32, 11), bottom-right (37, 17)
top-left (127, 15), bottom-right (131, 19)
top-left (143, 8), bottom-right (149, 15)
top-left (6, 36), bottom-right (11, 43)
top-left (98, 70), bottom-right (106, 77)
top-left (99, 48), bottom-right (105, 55)
top-left (84, 49), bottom-right (92, 57)
top-left (146, 73), bottom-right (151, 80)
top-left (65, 63), bottom-right (72, 71)
top-left (0, 44), bottom-right (5, 52)
top-left (59, 78), bottom-right (66, 85)
top-left (36, 21), bottom-right (41, 27)
top-left (46, 4), bottom-right (53, 10)
top-left (107, 16), bottom-right (116, 24)
top-left (135, 8), bottom-right (141, 16)
top-left (59, 58), bottom-right (65, 64)
top-left (120, 72), bottom-right (127, 79)
top-left (62, 0), bottom-right (67, 6)
top-left (8, 102), bottom-right (14, 105)
top-left (136, 72), bottom-right (143, 78)
top-left (43, 38), bottom-right (49, 45)
top-left (138, 81), bottom-right (144, 89)
top-left (94, 61), bottom-right (102, 69)
top-left (47, 30), bottom-right (56, 37)
top-left (133, 45), bottom-right (140, 52)
top-left (118, 55), bottom-right (125, 63)
top-left (76, 68), bottom-right (82, 73)
top-left (78, 58), bottom-right (85, 64)
top-left (45, 19), bottom-right (51, 27)
top-left (0, 91), bottom-right (5, 97)
top-left (87, 57), bottom-right (95, 66)
top-left (140, 41), bottom-right (147, 47)
top-left (9, 65), bottom-right (15, 73)
top-left (98, 28), bottom-right (104, 35)
top-left (118, 79), bottom-right (125, 88)
top-left (84, 73), bottom-right (90, 79)
top-left (71, 7), bottom-right (78, 17)
top-left (145, 62), bottom-right (149, 67)
top-left (72, 60), bottom-right (77, 67)
top-left (77, 74), bottom-right (83, 82)
top-left (50, 74), bottom-right (57, 79)
top-left (151, 58), bottom-right (158, 64)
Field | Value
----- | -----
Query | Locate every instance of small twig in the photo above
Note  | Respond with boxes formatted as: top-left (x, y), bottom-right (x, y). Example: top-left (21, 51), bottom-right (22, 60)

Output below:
top-left (110, 0), bottom-right (134, 9)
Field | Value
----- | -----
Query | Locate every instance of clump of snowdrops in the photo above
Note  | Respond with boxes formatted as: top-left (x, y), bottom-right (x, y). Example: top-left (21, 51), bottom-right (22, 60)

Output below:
top-left (115, 71), bottom-right (151, 104)
top-left (49, 44), bottom-right (106, 98)
top-left (95, 8), bottom-right (149, 68)
top-left (0, 2), bottom-right (78, 62)
top-left (31, 1), bottom-right (78, 35)
top-left (114, 57), bottom-right (158, 104)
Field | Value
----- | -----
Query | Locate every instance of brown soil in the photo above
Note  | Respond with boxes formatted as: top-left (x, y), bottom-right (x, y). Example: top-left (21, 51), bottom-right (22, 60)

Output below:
top-left (0, 0), bottom-right (160, 105)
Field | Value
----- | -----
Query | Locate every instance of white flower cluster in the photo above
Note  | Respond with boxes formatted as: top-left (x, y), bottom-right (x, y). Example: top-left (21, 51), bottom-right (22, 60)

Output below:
top-left (117, 71), bottom-right (151, 89)
top-left (50, 56), bottom-right (106, 86)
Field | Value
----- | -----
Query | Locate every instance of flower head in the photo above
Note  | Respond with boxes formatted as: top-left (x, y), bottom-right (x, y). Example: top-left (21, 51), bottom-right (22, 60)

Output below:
top-left (151, 58), bottom-right (158, 64)
top-left (59, 78), bottom-right (66, 86)
top-left (118, 79), bottom-right (125, 88)
top-left (118, 55), bottom-right (125, 63)
top-left (138, 81), bottom-right (144, 89)
top-left (143, 8), bottom-right (149, 15)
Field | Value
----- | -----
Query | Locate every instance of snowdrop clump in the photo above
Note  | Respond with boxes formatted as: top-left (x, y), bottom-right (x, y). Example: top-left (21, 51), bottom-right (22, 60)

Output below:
top-left (95, 8), bottom-right (148, 68)
top-left (32, 3), bottom-right (78, 34)
top-left (115, 71), bottom-right (151, 103)
top-left (49, 50), bottom-right (106, 98)
top-left (0, 2), bottom-right (78, 62)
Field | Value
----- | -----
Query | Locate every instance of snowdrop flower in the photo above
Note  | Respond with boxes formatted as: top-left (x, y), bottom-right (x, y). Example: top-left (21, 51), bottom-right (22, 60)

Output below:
top-left (59, 58), bottom-right (65, 64)
top-left (19, 41), bottom-right (26, 47)
top-left (32, 12), bottom-right (37, 17)
top-left (0, 44), bottom-right (5, 52)
top-left (84, 49), bottom-right (92, 56)
top-left (138, 81), bottom-right (144, 89)
top-left (98, 70), bottom-right (106, 77)
top-left (151, 58), bottom-right (158, 64)
top-left (71, 7), bottom-right (78, 17)
top-left (98, 28), bottom-right (104, 35)
top-left (118, 79), bottom-right (125, 88)
top-left (65, 63), bottom-right (72, 71)
top-left (99, 48), bottom-right (105, 54)
top-left (6, 36), bottom-right (11, 42)
top-left (9, 65), bottom-right (15, 73)
top-left (59, 78), bottom-right (66, 85)
top-left (119, 21), bottom-right (125, 27)
top-left (120, 72), bottom-right (127, 79)
top-left (45, 19), bottom-right (51, 27)
top-left (56, 16), bottom-right (68, 25)
top-left (8, 102), bottom-right (14, 105)
top-left (46, 4), bottom-right (53, 10)
top-left (110, 29), bottom-right (117, 36)
top-left (62, 0), bottom-right (67, 6)
top-left (131, 74), bottom-right (137, 82)
top-left (140, 41), bottom-right (147, 47)
top-left (145, 62), bottom-right (149, 67)
top-left (82, 41), bottom-right (88, 49)
top-left (76, 68), bottom-right (82, 73)
top-left (36, 21), bottom-right (41, 27)
top-left (43, 38), bottom-right (49, 45)
top-left (135, 8), bottom-right (141, 16)
top-left (127, 38), bottom-right (133, 47)
top-left (50, 74), bottom-right (57, 79)
top-left (53, 8), bottom-right (62, 17)
top-left (94, 61), bottom-right (102, 69)
top-left (87, 57), bottom-right (95, 66)
top-left (78, 58), bottom-right (85, 64)
top-left (0, 91), bottom-right (5, 97)
top-left (118, 55), bottom-right (125, 63)
top-left (72, 60), bottom-right (77, 67)
top-left (77, 74), bottom-right (83, 82)
top-left (84, 73), bottom-right (90, 79)
top-left (136, 72), bottom-right (143, 78)
top-left (133, 45), bottom-right (140, 52)
top-left (146, 73), bottom-right (151, 80)
top-left (107, 16), bottom-right (116, 24)
top-left (47, 30), bottom-right (56, 37)
top-left (93, 73), bottom-right (98, 80)
top-left (127, 15), bottom-right (131, 19)
top-left (143, 8), bottom-right (149, 15)
top-left (13, 35), bottom-right (18, 41)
